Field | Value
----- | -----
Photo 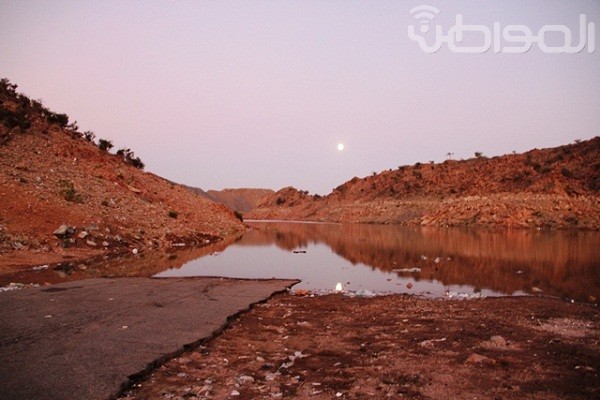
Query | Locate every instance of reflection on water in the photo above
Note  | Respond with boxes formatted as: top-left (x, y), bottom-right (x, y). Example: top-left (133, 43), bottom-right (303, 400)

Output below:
top-left (156, 221), bottom-right (600, 302)
top-left (0, 235), bottom-right (241, 287)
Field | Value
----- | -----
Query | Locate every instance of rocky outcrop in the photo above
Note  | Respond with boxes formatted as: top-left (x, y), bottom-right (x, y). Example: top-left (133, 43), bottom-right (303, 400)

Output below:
top-left (249, 138), bottom-right (600, 230)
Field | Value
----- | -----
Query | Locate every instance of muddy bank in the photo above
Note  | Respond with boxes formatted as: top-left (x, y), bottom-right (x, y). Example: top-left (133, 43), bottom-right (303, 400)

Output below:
top-left (120, 294), bottom-right (599, 400)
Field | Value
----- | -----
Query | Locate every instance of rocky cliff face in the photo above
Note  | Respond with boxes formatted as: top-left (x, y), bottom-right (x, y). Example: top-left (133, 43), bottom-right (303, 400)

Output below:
top-left (0, 79), bottom-right (244, 266)
top-left (248, 138), bottom-right (600, 229)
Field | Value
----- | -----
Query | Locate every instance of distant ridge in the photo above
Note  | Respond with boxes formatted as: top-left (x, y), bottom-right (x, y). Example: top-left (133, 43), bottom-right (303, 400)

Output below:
top-left (205, 188), bottom-right (275, 213)
top-left (248, 138), bottom-right (600, 230)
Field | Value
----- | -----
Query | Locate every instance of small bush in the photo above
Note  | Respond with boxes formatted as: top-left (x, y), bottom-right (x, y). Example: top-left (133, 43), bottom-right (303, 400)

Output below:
top-left (83, 131), bottom-right (96, 142)
top-left (474, 151), bottom-right (484, 158)
top-left (233, 210), bottom-right (243, 222)
top-left (117, 148), bottom-right (145, 169)
top-left (45, 111), bottom-right (69, 127)
top-left (0, 106), bottom-right (31, 131)
top-left (275, 197), bottom-right (285, 205)
top-left (561, 168), bottom-right (573, 178)
top-left (58, 180), bottom-right (82, 203)
top-left (98, 139), bottom-right (113, 152)
top-left (168, 210), bottom-right (178, 219)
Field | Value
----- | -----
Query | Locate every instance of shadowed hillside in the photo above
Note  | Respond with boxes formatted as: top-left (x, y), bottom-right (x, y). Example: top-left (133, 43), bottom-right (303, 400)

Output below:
top-left (249, 138), bottom-right (600, 229)
top-left (205, 188), bottom-right (274, 213)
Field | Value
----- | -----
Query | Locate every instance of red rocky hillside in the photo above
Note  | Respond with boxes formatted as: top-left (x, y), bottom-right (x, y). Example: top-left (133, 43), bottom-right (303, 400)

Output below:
top-left (0, 79), bottom-right (243, 268)
top-left (248, 138), bottom-right (600, 229)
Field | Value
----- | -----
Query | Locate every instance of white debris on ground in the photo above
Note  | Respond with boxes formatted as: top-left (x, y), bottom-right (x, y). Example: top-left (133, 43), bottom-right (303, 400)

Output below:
top-left (290, 287), bottom-right (487, 300)
top-left (445, 291), bottom-right (485, 300)
top-left (0, 282), bottom-right (40, 293)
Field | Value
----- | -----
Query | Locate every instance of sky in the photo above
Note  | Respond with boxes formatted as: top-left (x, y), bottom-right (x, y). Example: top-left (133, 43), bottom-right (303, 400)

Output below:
top-left (1, 0), bottom-right (599, 195)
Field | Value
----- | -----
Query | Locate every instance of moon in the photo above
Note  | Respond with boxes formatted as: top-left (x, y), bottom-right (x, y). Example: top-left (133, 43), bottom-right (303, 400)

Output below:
top-left (337, 143), bottom-right (344, 151)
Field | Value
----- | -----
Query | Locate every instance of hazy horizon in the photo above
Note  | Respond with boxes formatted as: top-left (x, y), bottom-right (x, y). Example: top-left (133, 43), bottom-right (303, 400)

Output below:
top-left (1, 1), bottom-right (599, 195)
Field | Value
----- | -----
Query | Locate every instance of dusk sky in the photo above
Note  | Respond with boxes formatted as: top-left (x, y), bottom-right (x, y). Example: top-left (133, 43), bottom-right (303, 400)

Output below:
top-left (1, 1), bottom-right (599, 195)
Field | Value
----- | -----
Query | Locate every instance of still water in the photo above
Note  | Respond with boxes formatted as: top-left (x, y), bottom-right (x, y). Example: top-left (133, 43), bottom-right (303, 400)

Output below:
top-left (157, 221), bottom-right (600, 302)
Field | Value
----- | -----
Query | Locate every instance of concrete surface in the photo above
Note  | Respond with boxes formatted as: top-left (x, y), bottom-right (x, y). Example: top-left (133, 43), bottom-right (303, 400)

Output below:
top-left (0, 277), bottom-right (298, 400)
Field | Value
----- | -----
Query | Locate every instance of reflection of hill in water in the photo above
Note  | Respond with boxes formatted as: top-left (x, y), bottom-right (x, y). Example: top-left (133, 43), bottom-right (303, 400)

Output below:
top-left (0, 236), bottom-right (241, 286)
top-left (243, 222), bottom-right (600, 302)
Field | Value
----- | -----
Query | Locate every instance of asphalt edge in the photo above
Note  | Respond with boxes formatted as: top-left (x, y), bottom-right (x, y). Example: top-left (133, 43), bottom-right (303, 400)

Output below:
top-left (113, 278), bottom-right (300, 399)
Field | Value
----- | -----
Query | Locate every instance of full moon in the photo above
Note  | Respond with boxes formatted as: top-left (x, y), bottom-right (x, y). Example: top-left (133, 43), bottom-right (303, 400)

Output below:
top-left (337, 143), bottom-right (344, 151)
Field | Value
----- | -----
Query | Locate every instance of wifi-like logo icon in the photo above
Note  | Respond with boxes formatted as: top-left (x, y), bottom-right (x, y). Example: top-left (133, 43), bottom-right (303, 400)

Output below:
top-left (409, 5), bottom-right (440, 33)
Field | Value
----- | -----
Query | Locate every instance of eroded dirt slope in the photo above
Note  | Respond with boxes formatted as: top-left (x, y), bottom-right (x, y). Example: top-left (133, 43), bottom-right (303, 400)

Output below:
top-left (0, 79), bottom-right (243, 269)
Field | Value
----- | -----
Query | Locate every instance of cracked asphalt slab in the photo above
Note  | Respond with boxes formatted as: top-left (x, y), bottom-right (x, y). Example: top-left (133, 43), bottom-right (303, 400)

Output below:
top-left (0, 277), bottom-right (298, 400)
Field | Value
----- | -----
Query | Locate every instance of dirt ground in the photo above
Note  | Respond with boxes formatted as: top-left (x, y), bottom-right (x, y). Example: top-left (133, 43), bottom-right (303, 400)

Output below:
top-left (119, 293), bottom-right (599, 400)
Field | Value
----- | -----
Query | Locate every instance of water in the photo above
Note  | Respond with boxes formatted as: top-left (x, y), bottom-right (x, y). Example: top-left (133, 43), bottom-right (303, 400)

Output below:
top-left (156, 221), bottom-right (600, 302)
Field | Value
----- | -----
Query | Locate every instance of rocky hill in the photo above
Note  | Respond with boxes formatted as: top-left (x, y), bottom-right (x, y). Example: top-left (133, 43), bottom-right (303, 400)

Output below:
top-left (248, 138), bottom-right (600, 229)
top-left (204, 188), bottom-right (274, 213)
top-left (0, 79), bottom-right (244, 269)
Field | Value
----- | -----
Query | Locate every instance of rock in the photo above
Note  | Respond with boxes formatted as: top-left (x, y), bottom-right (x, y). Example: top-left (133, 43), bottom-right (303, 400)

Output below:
top-left (53, 224), bottom-right (74, 238)
top-left (355, 290), bottom-right (375, 298)
top-left (132, 248), bottom-right (139, 254)
top-left (419, 337), bottom-right (447, 348)
top-left (393, 268), bottom-right (421, 273)
top-left (236, 375), bottom-right (255, 385)
top-left (86, 240), bottom-right (97, 247)
top-left (490, 335), bottom-right (507, 346)
top-left (406, 282), bottom-right (413, 289)
top-left (465, 353), bottom-right (496, 365)
top-left (102, 241), bottom-right (110, 247)
top-left (77, 231), bottom-right (88, 239)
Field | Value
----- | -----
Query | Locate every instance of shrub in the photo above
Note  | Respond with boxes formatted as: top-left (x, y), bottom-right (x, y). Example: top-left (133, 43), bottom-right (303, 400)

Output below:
top-left (0, 106), bottom-right (31, 131)
top-left (98, 139), bottom-right (113, 152)
top-left (83, 131), bottom-right (96, 142)
top-left (233, 210), bottom-right (243, 222)
top-left (45, 111), bottom-right (69, 127)
top-left (58, 180), bottom-right (82, 203)
top-left (474, 151), bottom-right (484, 158)
top-left (561, 168), bottom-right (573, 178)
top-left (168, 210), bottom-right (178, 219)
top-left (117, 148), bottom-right (145, 169)
top-left (0, 78), bottom-right (18, 94)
